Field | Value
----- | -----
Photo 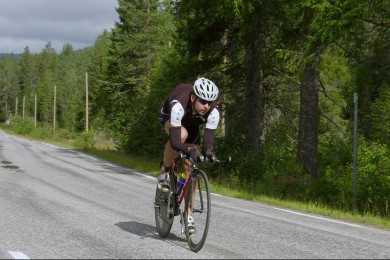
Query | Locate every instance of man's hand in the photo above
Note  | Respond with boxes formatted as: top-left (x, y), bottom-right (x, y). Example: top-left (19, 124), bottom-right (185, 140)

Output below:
top-left (188, 147), bottom-right (202, 162)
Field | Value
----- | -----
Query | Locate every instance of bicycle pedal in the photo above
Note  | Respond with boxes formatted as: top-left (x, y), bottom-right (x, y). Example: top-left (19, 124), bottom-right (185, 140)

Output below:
top-left (157, 182), bottom-right (170, 193)
top-left (161, 187), bottom-right (170, 193)
top-left (189, 227), bottom-right (197, 234)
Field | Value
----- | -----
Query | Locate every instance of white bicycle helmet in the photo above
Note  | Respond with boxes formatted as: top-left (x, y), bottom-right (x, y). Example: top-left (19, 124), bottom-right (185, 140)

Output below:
top-left (193, 77), bottom-right (219, 101)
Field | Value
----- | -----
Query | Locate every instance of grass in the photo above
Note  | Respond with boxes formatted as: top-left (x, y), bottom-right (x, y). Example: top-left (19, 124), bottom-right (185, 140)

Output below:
top-left (210, 182), bottom-right (390, 230)
top-left (78, 148), bottom-right (161, 175)
top-left (2, 126), bottom-right (390, 231)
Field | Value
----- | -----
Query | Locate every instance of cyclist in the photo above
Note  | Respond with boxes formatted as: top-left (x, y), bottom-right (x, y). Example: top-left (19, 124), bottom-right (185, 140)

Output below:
top-left (158, 77), bottom-right (220, 233)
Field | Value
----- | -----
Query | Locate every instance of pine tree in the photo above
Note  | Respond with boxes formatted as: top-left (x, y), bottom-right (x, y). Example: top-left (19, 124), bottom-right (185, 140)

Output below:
top-left (103, 0), bottom-right (175, 151)
top-left (0, 55), bottom-right (19, 120)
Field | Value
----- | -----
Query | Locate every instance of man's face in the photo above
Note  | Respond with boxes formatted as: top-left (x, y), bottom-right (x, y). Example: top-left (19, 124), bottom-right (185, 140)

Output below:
top-left (191, 95), bottom-right (212, 116)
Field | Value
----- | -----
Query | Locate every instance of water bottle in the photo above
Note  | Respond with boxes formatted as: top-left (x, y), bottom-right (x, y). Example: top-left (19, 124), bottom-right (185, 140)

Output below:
top-left (176, 172), bottom-right (188, 195)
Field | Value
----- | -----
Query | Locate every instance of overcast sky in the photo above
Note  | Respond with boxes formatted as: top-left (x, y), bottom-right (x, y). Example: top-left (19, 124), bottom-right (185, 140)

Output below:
top-left (0, 0), bottom-right (118, 54)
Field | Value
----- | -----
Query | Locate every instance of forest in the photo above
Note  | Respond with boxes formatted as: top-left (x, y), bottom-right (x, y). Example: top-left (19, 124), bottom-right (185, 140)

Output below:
top-left (0, 0), bottom-right (389, 218)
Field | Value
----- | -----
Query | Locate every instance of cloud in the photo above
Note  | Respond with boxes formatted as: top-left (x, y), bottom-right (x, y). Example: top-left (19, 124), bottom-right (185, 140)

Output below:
top-left (0, 0), bottom-right (118, 54)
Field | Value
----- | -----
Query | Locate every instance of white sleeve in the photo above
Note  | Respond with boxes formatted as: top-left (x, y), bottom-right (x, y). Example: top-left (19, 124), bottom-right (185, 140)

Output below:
top-left (170, 101), bottom-right (184, 127)
top-left (205, 108), bottom-right (220, 129)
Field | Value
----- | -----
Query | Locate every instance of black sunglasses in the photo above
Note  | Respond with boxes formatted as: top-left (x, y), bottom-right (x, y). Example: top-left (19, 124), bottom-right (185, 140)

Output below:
top-left (197, 98), bottom-right (213, 106)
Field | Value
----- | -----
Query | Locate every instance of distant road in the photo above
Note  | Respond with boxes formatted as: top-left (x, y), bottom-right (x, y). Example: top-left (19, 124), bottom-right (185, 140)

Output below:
top-left (1, 130), bottom-right (390, 259)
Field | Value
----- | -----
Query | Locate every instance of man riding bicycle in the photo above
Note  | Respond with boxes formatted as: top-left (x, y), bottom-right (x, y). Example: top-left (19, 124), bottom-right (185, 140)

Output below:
top-left (158, 77), bottom-right (220, 233)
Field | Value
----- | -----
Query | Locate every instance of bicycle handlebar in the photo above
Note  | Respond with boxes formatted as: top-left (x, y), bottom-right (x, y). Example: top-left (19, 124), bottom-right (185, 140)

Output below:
top-left (211, 155), bottom-right (232, 164)
top-left (178, 151), bottom-right (231, 165)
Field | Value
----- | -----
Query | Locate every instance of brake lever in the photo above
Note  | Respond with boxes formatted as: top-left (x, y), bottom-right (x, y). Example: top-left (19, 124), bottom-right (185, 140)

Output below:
top-left (212, 154), bottom-right (231, 164)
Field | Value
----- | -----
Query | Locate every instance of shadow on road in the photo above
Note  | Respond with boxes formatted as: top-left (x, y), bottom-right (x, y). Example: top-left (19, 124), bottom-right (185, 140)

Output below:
top-left (115, 221), bottom-right (187, 245)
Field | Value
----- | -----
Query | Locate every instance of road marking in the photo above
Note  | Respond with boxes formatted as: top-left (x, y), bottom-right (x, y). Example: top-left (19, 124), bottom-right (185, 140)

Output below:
top-left (82, 154), bottom-right (98, 161)
top-left (43, 143), bottom-right (58, 148)
top-left (8, 251), bottom-right (30, 259)
top-left (104, 163), bottom-right (115, 167)
top-left (133, 171), bottom-right (155, 180)
top-left (273, 207), bottom-right (363, 228)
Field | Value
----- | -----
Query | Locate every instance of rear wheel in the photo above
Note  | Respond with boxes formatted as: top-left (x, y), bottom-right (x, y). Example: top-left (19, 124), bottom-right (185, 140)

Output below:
top-left (184, 170), bottom-right (211, 252)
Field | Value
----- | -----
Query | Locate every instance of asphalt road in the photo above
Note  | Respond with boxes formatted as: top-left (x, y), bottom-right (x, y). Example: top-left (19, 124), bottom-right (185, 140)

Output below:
top-left (1, 130), bottom-right (390, 259)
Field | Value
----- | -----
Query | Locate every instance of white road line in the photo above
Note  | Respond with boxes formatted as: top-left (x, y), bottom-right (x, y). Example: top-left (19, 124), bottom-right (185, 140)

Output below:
top-left (42, 143), bottom-right (58, 148)
top-left (273, 207), bottom-right (363, 228)
top-left (104, 163), bottom-right (116, 167)
top-left (82, 154), bottom-right (98, 161)
top-left (8, 251), bottom-right (30, 259)
top-left (133, 171), bottom-right (155, 180)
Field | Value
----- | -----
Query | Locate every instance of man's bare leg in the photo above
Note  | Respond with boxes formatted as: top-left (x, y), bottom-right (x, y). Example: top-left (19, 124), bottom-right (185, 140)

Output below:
top-left (161, 121), bottom-right (189, 171)
top-left (158, 122), bottom-right (189, 191)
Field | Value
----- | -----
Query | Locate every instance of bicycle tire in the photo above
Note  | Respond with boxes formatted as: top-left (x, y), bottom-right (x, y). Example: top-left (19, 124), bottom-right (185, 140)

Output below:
top-left (184, 169), bottom-right (211, 252)
top-left (154, 184), bottom-right (174, 237)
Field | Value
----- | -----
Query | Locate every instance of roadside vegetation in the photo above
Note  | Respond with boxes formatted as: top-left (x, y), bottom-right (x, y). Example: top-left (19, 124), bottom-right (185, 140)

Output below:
top-left (1, 122), bottom-right (389, 231)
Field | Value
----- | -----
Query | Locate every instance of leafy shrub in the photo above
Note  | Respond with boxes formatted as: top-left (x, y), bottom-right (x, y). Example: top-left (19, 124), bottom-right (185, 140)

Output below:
top-left (30, 124), bottom-right (54, 140)
top-left (58, 128), bottom-right (77, 141)
top-left (352, 139), bottom-right (390, 217)
top-left (74, 130), bottom-right (97, 149)
top-left (7, 117), bottom-right (34, 135)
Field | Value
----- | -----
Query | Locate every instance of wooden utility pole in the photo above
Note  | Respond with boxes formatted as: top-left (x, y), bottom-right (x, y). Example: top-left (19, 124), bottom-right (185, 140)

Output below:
top-left (34, 94), bottom-right (37, 128)
top-left (353, 93), bottom-right (358, 213)
top-left (85, 72), bottom-right (89, 132)
top-left (53, 85), bottom-right (56, 132)
top-left (15, 97), bottom-right (18, 116)
top-left (23, 96), bottom-right (25, 121)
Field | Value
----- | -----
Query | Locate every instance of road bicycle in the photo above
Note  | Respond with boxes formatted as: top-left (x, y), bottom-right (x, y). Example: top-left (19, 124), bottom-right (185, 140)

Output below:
top-left (154, 151), bottom-right (230, 252)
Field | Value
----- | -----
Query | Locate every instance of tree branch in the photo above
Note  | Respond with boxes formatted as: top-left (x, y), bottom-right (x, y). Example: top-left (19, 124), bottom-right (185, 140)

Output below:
top-left (318, 79), bottom-right (345, 110)
top-left (320, 113), bottom-right (340, 129)
top-left (364, 18), bottom-right (390, 28)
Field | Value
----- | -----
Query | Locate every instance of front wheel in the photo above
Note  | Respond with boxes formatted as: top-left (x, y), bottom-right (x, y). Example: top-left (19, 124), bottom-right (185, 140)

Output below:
top-left (154, 183), bottom-right (174, 238)
top-left (184, 170), bottom-right (211, 252)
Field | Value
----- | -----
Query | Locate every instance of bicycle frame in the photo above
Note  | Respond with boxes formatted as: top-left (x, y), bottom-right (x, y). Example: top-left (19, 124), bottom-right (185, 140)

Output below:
top-left (172, 157), bottom-right (191, 206)
top-left (177, 172), bottom-right (191, 205)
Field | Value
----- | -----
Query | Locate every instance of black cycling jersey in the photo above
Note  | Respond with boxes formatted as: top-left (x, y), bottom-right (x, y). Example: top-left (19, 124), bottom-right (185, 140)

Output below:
top-left (159, 83), bottom-right (220, 154)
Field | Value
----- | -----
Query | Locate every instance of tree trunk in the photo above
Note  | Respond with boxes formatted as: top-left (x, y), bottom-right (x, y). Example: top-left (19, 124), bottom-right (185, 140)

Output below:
top-left (297, 54), bottom-right (320, 179)
top-left (244, 32), bottom-right (265, 153)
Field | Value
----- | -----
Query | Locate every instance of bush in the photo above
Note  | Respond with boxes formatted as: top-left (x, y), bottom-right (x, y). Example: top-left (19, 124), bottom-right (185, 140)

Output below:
top-left (30, 124), bottom-right (54, 140)
top-left (352, 139), bottom-right (390, 217)
top-left (58, 128), bottom-right (77, 141)
top-left (9, 117), bottom-right (34, 135)
top-left (74, 130), bottom-right (97, 149)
